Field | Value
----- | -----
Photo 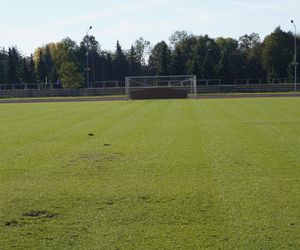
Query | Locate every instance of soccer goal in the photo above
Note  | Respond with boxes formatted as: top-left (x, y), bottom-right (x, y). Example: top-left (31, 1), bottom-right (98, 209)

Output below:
top-left (125, 75), bottom-right (197, 100)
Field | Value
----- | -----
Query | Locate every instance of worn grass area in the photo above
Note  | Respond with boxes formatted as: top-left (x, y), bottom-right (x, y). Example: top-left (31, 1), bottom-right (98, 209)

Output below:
top-left (0, 98), bottom-right (299, 249)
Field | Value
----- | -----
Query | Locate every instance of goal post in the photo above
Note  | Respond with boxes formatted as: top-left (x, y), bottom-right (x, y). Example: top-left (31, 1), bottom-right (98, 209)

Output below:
top-left (125, 75), bottom-right (197, 100)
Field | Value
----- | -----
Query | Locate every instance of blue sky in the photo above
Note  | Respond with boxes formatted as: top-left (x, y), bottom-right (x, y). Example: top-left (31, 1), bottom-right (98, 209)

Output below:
top-left (1, 0), bottom-right (299, 55)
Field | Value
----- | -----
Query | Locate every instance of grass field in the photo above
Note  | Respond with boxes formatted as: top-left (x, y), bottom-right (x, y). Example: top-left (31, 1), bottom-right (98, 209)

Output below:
top-left (0, 98), bottom-right (299, 249)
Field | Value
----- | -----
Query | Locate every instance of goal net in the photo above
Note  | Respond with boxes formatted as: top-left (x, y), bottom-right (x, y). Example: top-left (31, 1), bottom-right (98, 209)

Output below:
top-left (125, 75), bottom-right (197, 100)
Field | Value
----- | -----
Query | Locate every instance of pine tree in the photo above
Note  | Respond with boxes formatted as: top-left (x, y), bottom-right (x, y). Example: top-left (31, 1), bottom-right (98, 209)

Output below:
top-left (29, 55), bottom-right (37, 83)
top-left (128, 46), bottom-right (141, 76)
top-left (36, 49), bottom-right (47, 83)
top-left (113, 41), bottom-right (128, 83)
top-left (0, 48), bottom-right (8, 84)
top-left (8, 47), bottom-right (22, 84)
top-left (104, 53), bottom-right (114, 81)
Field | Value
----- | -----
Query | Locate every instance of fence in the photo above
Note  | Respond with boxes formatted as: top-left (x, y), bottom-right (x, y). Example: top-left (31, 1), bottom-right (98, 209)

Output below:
top-left (233, 78), bottom-right (298, 85)
top-left (197, 79), bottom-right (221, 85)
top-left (0, 88), bottom-right (125, 98)
top-left (0, 83), bottom-right (299, 98)
top-left (0, 83), bottom-right (62, 90)
top-left (197, 83), bottom-right (299, 94)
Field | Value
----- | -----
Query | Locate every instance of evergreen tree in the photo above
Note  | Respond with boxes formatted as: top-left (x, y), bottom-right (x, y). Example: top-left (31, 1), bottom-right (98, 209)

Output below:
top-left (8, 47), bottom-right (22, 83)
top-left (128, 46), bottom-right (141, 76)
top-left (113, 41), bottom-right (128, 83)
top-left (22, 58), bottom-right (30, 83)
top-left (35, 49), bottom-right (47, 82)
top-left (0, 48), bottom-right (8, 84)
top-left (28, 55), bottom-right (37, 83)
top-left (104, 53), bottom-right (114, 81)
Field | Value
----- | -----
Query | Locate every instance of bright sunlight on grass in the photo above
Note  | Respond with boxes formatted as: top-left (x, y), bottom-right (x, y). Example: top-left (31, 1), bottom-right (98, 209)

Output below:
top-left (0, 98), bottom-right (299, 249)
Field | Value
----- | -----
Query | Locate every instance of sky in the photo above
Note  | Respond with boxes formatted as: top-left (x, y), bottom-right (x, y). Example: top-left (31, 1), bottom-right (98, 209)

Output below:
top-left (0, 0), bottom-right (299, 55)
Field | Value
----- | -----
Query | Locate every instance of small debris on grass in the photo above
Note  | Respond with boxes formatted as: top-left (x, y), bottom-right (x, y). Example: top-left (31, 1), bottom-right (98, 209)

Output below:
top-left (104, 201), bottom-right (114, 205)
top-left (5, 220), bottom-right (18, 227)
top-left (88, 133), bottom-right (94, 136)
top-left (22, 210), bottom-right (57, 219)
top-left (104, 144), bottom-right (111, 146)
top-left (138, 195), bottom-right (150, 201)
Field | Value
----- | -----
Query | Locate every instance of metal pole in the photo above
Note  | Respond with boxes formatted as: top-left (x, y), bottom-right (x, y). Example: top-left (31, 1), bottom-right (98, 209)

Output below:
top-left (193, 75), bottom-right (197, 99)
top-left (86, 51), bottom-right (89, 88)
top-left (295, 24), bottom-right (297, 91)
top-left (125, 77), bottom-right (129, 100)
top-left (86, 26), bottom-right (92, 88)
top-left (291, 20), bottom-right (297, 91)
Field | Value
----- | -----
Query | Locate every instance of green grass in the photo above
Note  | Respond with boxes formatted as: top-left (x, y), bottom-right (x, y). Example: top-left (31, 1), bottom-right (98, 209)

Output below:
top-left (0, 98), bottom-right (299, 249)
top-left (198, 91), bottom-right (300, 96)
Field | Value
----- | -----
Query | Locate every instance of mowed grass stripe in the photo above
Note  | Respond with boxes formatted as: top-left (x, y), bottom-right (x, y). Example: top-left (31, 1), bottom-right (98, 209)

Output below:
top-left (0, 101), bottom-right (142, 170)
top-left (194, 98), bottom-right (300, 248)
top-left (0, 98), bottom-right (299, 249)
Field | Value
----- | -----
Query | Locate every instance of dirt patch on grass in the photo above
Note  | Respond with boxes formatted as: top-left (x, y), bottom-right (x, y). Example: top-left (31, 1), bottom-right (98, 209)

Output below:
top-left (5, 211), bottom-right (57, 227)
top-left (138, 195), bottom-right (150, 201)
top-left (22, 210), bottom-right (57, 219)
top-left (5, 220), bottom-right (19, 227)
top-left (104, 200), bottom-right (115, 205)
top-left (79, 152), bottom-right (123, 163)
top-left (67, 152), bottom-right (124, 170)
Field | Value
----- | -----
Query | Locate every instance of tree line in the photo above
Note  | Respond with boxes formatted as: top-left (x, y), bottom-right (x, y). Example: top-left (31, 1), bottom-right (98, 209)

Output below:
top-left (0, 27), bottom-right (299, 88)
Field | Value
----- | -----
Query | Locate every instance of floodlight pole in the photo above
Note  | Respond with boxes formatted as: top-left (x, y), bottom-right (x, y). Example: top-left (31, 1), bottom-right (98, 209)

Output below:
top-left (86, 26), bottom-right (92, 88)
top-left (291, 20), bottom-right (297, 91)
